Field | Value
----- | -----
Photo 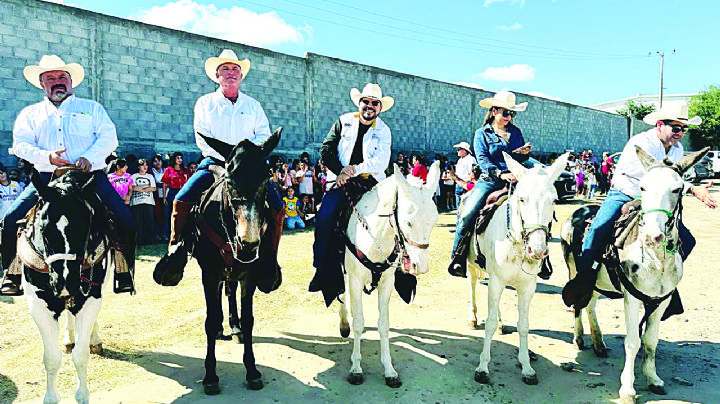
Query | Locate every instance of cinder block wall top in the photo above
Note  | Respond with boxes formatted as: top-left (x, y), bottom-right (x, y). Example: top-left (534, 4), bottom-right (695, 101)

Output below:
top-left (0, 0), bottom-right (631, 166)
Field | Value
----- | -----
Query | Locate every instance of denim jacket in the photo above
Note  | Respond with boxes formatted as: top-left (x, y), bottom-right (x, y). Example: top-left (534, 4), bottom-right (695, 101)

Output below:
top-left (473, 123), bottom-right (529, 178)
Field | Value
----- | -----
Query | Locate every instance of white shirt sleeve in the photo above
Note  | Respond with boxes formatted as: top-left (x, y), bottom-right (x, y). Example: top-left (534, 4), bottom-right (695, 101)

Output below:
top-left (13, 106), bottom-right (53, 166)
top-left (79, 103), bottom-right (119, 170)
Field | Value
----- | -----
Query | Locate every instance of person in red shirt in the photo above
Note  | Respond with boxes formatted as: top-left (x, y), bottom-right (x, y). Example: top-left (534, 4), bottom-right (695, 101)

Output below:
top-left (410, 153), bottom-right (428, 183)
top-left (161, 152), bottom-right (189, 239)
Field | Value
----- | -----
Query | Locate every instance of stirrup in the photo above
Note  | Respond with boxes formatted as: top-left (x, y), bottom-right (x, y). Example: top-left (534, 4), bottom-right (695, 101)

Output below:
top-left (0, 274), bottom-right (23, 296)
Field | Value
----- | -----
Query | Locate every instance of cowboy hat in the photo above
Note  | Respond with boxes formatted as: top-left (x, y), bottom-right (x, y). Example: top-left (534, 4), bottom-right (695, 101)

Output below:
top-left (23, 55), bottom-right (84, 89)
top-left (204, 49), bottom-right (251, 84)
top-left (350, 83), bottom-right (394, 112)
top-left (453, 141), bottom-right (471, 152)
top-left (643, 103), bottom-right (702, 126)
top-left (479, 90), bottom-right (528, 112)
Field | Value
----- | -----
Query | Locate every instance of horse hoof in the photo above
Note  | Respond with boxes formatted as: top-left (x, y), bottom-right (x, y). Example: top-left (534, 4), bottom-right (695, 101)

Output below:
top-left (619, 393), bottom-right (636, 404)
top-left (385, 376), bottom-right (402, 388)
top-left (247, 378), bottom-right (264, 391)
top-left (90, 343), bottom-right (103, 355)
top-left (467, 320), bottom-right (479, 330)
top-left (649, 384), bottom-right (667, 395)
top-left (232, 333), bottom-right (243, 344)
top-left (574, 337), bottom-right (586, 351)
top-left (64, 343), bottom-right (75, 354)
top-left (522, 374), bottom-right (539, 385)
top-left (593, 346), bottom-right (609, 358)
top-left (347, 373), bottom-right (364, 385)
top-left (203, 382), bottom-right (221, 395)
top-left (340, 326), bottom-right (350, 338)
top-left (474, 371), bottom-right (490, 385)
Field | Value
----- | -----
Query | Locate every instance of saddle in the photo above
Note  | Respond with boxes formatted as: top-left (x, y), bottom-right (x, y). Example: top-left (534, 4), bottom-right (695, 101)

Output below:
top-left (472, 190), bottom-right (509, 237)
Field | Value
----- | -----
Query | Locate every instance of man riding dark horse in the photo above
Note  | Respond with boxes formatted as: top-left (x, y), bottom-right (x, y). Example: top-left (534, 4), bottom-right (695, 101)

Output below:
top-left (1, 55), bottom-right (136, 295)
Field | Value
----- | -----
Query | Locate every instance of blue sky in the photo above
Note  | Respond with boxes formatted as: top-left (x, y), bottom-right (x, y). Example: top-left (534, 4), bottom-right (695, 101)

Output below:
top-left (47, 0), bottom-right (719, 106)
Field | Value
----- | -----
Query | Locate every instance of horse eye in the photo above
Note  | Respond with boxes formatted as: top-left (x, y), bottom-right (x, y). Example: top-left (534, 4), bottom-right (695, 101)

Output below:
top-left (639, 186), bottom-right (646, 192)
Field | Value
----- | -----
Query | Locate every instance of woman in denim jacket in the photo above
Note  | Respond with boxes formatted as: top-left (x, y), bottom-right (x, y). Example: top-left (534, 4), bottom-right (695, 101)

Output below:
top-left (448, 91), bottom-right (532, 277)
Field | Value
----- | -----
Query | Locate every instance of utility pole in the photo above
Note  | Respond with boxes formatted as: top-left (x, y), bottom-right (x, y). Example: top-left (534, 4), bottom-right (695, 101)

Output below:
top-left (654, 50), bottom-right (676, 109)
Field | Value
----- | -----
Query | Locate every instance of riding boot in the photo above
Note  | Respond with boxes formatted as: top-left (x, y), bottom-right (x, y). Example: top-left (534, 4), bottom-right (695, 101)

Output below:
top-left (153, 200), bottom-right (194, 286)
top-left (113, 227), bottom-right (137, 294)
top-left (448, 230), bottom-right (475, 278)
top-left (0, 226), bottom-right (22, 296)
top-left (254, 206), bottom-right (284, 294)
top-left (538, 256), bottom-right (553, 280)
top-left (562, 260), bottom-right (598, 309)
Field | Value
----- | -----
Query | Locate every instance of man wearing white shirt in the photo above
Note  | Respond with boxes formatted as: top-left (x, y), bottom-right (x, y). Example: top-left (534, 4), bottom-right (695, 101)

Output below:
top-left (155, 49), bottom-right (283, 286)
top-left (563, 104), bottom-right (716, 309)
top-left (453, 141), bottom-right (477, 208)
top-left (1, 55), bottom-right (136, 295)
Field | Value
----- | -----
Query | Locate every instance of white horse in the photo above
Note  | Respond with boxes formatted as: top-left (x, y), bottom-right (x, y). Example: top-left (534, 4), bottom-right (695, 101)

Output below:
top-left (561, 147), bottom-right (707, 404)
top-left (338, 162), bottom-right (440, 387)
top-left (470, 152), bottom-right (569, 386)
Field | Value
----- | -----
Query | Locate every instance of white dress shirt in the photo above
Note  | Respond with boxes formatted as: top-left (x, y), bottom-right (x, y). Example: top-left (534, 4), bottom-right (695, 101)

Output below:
top-left (13, 95), bottom-right (118, 172)
top-left (612, 128), bottom-right (688, 198)
top-left (194, 88), bottom-right (271, 161)
top-left (334, 113), bottom-right (392, 181)
top-left (455, 154), bottom-right (477, 182)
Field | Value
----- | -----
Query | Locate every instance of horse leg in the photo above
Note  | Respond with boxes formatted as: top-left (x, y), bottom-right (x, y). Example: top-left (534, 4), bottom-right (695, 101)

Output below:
top-left (587, 293), bottom-right (608, 357)
top-left (619, 295), bottom-right (642, 404)
top-left (347, 271), bottom-right (365, 385)
top-left (573, 306), bottom-right (585, 351)
top-left (467, 265), bottom-right (479, 329)
top-left (72, 298), bottom-right (102, 404)
top-left (227, 281), bottom-right (242, 343)
top-left (241, 282), bottom-right (263, 390)
top-left (63, 312), bottom-right (76, 354)
top-left (202, 277), bottom-right (223, 395)
top-left (378, 271), bottom-right (400, 388)
top-left (475, 275), bottom-right (504, 384)
top-left (517, 279), bottom-right (538, 385)
top-left (339, 290), bottom-right (350, 338)
top-left (642, 299), bottom-right (671, 396)
top-left (89, 320), bottom-right (103, 354)
top-left (27, 292), bottom-right (62, 404)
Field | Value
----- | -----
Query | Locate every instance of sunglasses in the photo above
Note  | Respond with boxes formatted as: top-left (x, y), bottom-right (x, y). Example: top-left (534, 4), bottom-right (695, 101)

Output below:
top-left (496, 108), bottom-right (516, 118)
top-left (361, 99), bottom-right (381, 107)
top-left (670, 125), bottom-right (688, 134)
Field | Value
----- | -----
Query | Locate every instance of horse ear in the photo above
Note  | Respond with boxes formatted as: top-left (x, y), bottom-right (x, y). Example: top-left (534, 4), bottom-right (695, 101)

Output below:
top-left (673, 146), bottom-right (710, 175)
top-left (198, 132), bottom-right (234, 160)
top-left (260, 127), bottom-right (283, 156)
top-left (547, 152), bottom-right (570, 181)
top-left (394, 164), bottom-right (413, 197)
top-left (423, 161), bottom-right (441, 196)
top-left (634, 146), bottom-right (657, 172)
top-left (502, 151), bottom-right (529, 180)
top-left (30, 168), bottom-right (59, 202)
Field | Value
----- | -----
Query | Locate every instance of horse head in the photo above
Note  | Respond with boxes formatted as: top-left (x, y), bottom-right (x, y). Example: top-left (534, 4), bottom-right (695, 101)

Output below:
top-left (387, 161), bottom-right (440, 275)
top-left (503, 152), bottom-right (569, 260)
top-left (199, 127), bottom-right (282, 263)
top-left (635, 146), bottom-right (709, 247)
top-left (28, 168), bottom-right (97, 298)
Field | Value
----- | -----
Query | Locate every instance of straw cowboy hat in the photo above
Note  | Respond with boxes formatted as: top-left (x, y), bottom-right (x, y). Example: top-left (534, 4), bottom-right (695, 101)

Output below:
top-left (479, 90), bottom-right (528, 112)
top-left (643, 103), bottom-right (702, 126)
top-left (453, 141), bottom-right (472, 152)
top-left (23, 55), bottom-right (85, 89)
top-left (204, 49), bottom-right (251, 84)
top-left (350, 83), bottom-right (394, 112)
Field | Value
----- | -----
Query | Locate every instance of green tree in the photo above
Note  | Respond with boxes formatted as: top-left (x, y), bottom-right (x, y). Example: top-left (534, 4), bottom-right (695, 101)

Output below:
top-left (617, 99), bottom-right (656, 120)
top-left (688, 85), bottom-right (720, 148)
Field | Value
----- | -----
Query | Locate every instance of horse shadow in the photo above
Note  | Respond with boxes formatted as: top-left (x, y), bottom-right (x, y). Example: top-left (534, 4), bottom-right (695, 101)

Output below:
top-left (0, 295), bottom-right (16, 305)
top-left (0, 373), bottom-right (18, 403)
top-left (531, 328), bottom-right (720, 404)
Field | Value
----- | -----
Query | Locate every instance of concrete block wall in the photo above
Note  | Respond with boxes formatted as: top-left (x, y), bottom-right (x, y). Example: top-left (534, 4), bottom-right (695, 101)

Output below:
top-left (0, 0), bottom-right (632, 169)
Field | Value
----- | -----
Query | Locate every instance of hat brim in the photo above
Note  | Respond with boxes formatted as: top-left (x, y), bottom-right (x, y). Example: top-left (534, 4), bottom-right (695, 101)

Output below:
top-left (643, 112), bottom-right (702, 126)
top-left (479, 98), bottom-right (527, 112)
top-left (350, 88), bottom-right (394, 112)
top-left (205, 57), bottom-right (251, 84)
top-left (23, 63), bottom-right (85, 89)
top-left (453, 142), bottom-right (471, 151)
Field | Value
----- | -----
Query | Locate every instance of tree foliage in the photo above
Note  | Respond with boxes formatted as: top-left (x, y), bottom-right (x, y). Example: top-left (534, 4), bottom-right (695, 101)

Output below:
top-left (688, 85), bottom-right (720, 148)
top-left (617, 99), bottom-right (656, 120)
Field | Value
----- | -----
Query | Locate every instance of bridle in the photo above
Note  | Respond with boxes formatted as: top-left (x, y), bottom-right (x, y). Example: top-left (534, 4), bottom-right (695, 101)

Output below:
top-left (638, 166), bottom-right (683, 256)
top-left (505, 183), bottom-right (552, 250)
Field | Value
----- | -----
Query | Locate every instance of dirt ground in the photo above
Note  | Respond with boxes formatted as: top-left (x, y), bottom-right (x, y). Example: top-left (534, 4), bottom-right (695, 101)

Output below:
top-left (2, 187), bottom-right (720, 404)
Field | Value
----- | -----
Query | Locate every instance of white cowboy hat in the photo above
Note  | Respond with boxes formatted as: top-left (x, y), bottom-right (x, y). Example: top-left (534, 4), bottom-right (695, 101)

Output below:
top-left (643, 103), bottom-right (702, 126)
top-left (204, 49), bottom-right (251, 84)
top-left (23, 55), bottom-right (84, 89)
top-left (350, 83), bottom-right (394, 112)
top-left (453, 141), bottom-right (471, 152)
top-left (479, 90), bottom-right (528, 112)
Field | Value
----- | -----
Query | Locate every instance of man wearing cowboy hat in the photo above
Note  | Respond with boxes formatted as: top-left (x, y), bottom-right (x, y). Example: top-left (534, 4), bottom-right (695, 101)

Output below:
top-left (452, 141), bottom-right (477, 208)
top-left (1, 55), bottom-right (136, 295)
top-left (308, 83), bottom-right (394, 306)
top-left (563, 103), bottom-right (717, 309)
top-left (154, 49), bottom-right (284, 290)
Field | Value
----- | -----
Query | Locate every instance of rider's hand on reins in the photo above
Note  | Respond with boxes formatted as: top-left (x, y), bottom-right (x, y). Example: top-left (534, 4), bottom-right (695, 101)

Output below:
top-left (76, 157), bottom-right (92, 172)
top-left (500, 172), bottom-right (517, 183)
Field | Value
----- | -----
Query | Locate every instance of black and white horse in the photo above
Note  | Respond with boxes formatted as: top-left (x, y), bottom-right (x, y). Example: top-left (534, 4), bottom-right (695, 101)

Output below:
top-left (21, 169), bottom-right (111, 404)
top-left (193, 129), bottom-right (283, 395)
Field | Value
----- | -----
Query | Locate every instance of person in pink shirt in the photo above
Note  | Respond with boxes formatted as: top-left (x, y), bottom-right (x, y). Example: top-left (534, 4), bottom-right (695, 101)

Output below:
top-left (410, 153), bottom-right (428, 183)
top-left (108, 158), bottom-right (134, 205)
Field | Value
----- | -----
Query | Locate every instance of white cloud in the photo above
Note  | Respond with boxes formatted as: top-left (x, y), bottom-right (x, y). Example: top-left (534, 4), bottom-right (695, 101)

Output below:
top-left (484, 0), bottom-right (525, 7)
top-left (135, 0), bottom-right (312, 47)
top-left (497, 22), bottom-right (522, 31)
top-left (475, 64), bottom-right (536, 82)
top-left (452, 81), bottom-right (485, 90)
top-left (527, 91), bottom-right (562, 101)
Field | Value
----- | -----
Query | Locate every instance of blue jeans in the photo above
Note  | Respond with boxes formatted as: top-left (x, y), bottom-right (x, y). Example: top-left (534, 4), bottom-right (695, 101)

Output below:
top-left (577, 189), bottom-right (695, 272)
top-left (454, 184), bottom-right (467, 210)
top-left (285, 216), bottom-right (305, 229)
top-left (451, 179), bottom-right (503, 256)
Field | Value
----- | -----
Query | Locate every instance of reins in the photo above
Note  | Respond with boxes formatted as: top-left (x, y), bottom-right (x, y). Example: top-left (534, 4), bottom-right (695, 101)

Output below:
top-left (504, 182), bottom-right (551, 271)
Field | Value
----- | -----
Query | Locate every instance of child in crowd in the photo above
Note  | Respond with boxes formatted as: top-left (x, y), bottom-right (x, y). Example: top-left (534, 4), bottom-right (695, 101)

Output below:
top-left (298, 194), bottom-right (315, 225)
top-left (282, 187), bottom-right (304, 229)
top-left (585, 166), bottom-right (597, 200)
top-left (130, 158), bottom-right (157, 245)
top-left (108, 158), bottom-right (134, 205)
top-left (0, 167), bottom-right (22, 218)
